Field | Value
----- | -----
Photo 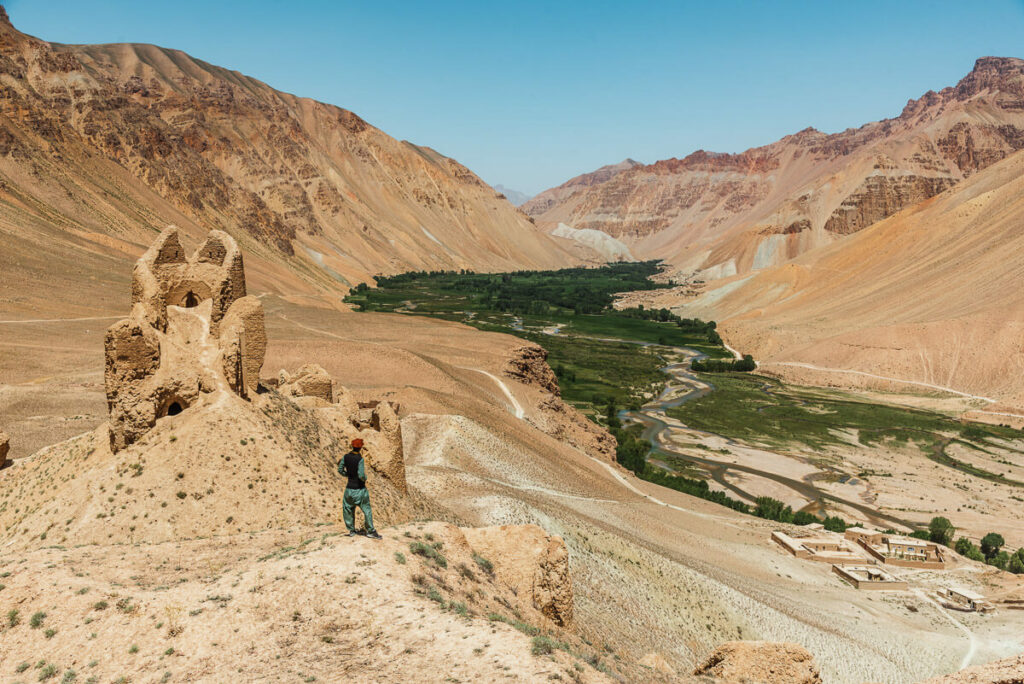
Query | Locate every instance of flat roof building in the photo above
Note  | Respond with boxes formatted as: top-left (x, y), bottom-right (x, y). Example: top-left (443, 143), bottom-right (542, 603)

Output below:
top-left (945, 587), bottom-right (988, 611)
top-left (832, 565), bottom-right (908, 591)
top-left (771, 531), bottom-right (865, 564)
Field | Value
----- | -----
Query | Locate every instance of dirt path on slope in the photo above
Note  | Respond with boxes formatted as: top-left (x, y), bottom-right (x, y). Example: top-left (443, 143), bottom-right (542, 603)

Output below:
top-left (915, 589), bottom-right (978, 670)
top-left (762, 361), bottom-right (998, 404)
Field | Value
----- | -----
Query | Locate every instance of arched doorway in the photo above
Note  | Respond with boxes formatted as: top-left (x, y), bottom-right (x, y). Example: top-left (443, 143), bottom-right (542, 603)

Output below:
top-left (166, 402), bottom-right (184, 416)
top-left (183, 292), bottom-right (199, 308)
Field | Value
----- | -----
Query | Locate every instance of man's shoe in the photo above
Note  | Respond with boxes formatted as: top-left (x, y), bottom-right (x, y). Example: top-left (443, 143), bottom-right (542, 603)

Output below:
top-left (346, 530), bottom-right (356, 537)
top-left (366, 531), bottom-right (382, 540)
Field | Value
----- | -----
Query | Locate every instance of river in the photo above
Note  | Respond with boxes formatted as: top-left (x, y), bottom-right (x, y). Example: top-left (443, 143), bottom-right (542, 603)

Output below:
top-left (607, 341), bottom-right (920, 529)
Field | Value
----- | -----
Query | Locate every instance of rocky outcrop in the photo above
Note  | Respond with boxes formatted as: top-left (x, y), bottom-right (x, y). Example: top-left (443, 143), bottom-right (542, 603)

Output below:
top-left (823, 174), bottom-right (957, 235)
top-left (278, 364), bottom-right (335, 405)
top-left (502, 344), bottom-right (617, 462)
top-left (104, 227), bottom-right (266, 452)
top-left (937, 121), bottom-right (1024, 174)
top-left (0, 430), bottom-right (8, 468)
top-left (462, 524), bottom-right (574, 627)
top-left (693, 641), bottom-right (822, 683)
top-left (535, 396), bottom-right (617, 463)
top-left (918, 652), bottom-right (1024, 683)
top-left (504, 344), bottom-right (561, 397)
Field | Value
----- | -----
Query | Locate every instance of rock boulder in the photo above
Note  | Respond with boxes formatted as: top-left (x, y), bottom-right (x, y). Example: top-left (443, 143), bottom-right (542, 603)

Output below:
top-left (462, 524), bottom-right (573, 626)
top-left (693, 641), bottom-right (822, 683)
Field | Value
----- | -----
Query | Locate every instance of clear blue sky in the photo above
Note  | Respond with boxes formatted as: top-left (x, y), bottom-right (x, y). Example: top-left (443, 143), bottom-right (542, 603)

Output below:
top-left (6, 1), bottom-right (1024, 194)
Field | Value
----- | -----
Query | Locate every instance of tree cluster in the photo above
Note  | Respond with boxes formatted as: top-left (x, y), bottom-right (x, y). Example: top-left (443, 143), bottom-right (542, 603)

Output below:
top-left (691, 355), bottom-right (756, 373)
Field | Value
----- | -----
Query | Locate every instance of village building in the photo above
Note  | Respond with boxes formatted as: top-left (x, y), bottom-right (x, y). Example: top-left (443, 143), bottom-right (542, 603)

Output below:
top-left (832, 565), bottom-right (908, 591)
top-left (844, 526), bottom-right (884, 545)
top-left (771, 530), bottom-right (864, 564)
top-left (943, 588), bottom-right (990, 612)
top-left (856, 533), bottom-right (947, 569)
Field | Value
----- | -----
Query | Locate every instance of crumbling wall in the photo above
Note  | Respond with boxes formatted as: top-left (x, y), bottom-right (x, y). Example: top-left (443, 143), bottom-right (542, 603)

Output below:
top-left (104, 226), bottom-right (265, 452)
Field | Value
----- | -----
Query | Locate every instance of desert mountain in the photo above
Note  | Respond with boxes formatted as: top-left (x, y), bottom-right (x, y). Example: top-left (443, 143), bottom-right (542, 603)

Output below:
top-left (683, 147), bottom-right (1024, 415)
top-left (493, 183), bottom-right (532, 206)
top-left (525, 58), bottom-right (1024, 279)
top-left (0, 7), bottom-right (584, 320)
top-left (523, 158), bottom-right (640, 216)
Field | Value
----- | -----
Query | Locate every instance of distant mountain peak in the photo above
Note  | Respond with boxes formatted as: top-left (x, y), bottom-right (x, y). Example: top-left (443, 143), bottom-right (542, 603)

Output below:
top-left (492, 184), bottom-right (532, 206)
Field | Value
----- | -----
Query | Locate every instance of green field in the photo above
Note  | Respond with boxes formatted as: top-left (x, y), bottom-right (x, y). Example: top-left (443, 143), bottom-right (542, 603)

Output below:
top-left (343, 262), bottom-right (733, 414)
top-left (669, 372), bottom-right (1024, 485)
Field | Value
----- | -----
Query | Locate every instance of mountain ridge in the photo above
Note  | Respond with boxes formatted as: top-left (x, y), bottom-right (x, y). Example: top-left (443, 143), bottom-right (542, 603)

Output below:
top-left (524, 57), bottom-right (1024, 278)
top-left (0, 8), bottom-right (585, 319)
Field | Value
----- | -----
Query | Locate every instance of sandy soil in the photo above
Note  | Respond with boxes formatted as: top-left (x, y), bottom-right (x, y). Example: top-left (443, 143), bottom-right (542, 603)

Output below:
top-left (0, 522), bottom-right (610, 683)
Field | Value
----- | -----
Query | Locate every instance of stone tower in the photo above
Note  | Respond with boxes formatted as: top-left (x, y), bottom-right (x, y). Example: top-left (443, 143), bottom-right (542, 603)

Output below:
top-left (104, 227), bottom-right (266, 452)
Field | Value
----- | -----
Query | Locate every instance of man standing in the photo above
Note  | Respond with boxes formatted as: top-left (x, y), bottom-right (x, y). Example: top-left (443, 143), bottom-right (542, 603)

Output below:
top-left (339, 438), bottom-right (381, 539)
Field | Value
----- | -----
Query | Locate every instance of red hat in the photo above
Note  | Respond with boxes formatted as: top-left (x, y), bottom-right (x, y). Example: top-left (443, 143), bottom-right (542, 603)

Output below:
top-left (351, 438), bottom-right (364, 449)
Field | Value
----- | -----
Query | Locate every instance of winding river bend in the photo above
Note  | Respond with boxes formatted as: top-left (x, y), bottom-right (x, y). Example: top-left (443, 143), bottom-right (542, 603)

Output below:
top-left (607, 342), bottom-right (921, 530)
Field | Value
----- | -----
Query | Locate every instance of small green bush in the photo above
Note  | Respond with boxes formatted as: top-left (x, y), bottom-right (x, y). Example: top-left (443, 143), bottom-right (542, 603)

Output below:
top-left (472, 554), bottom-right (494, 575)
top-left (531, 635), bottom-right (568, 656)
top-left (409, 541), bottom-right (448, 568)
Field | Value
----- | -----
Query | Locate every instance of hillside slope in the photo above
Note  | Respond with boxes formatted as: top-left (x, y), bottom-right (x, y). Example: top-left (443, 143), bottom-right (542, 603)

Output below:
top-left (686, 148), bottom-right (1024, 413)
top-left (525, 58), bottom-right (1024, 279)
top-left (0, 8), bottom-right (581, 319)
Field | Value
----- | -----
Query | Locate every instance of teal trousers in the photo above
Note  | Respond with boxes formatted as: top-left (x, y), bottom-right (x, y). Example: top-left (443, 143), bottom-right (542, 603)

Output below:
top-left (343, 487), bottom-right (375, 534)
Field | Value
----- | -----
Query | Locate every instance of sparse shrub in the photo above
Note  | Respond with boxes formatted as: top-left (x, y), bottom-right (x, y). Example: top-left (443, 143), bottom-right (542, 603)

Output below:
top-left (472, 554), bottom-right (494, 575)
top-left (457, 563), bottom-right (477, 582)
top-left (38, 663), bottom-right (58, 681)
top-left (93, 600), bottom-right (108, 611)
top-left (16, 662), bottom-right (30, 673)
top-left (7, 608), bottom-right (20, 626)
top-left (45, 628), bottom-right (57, 639)
top-left (450, 601), bottom-right (468, 617)
top-left (409, 541), bottom-right (447, 568)
top-left (531, 635), bottom-right (568, 656)
top-left (176, 491), bottom-right (187, 499)
top-left (508, 619), bottom-right (540, 636)
top-left (128, 644), bottom-right (139, 654)
top-left (427, 587), bottom-right (445, 605)
top-left (394, 552), bottom-right (406, 565)
top-left (61, 669), bottom-right (76, 683)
